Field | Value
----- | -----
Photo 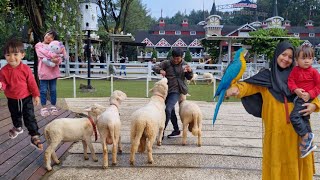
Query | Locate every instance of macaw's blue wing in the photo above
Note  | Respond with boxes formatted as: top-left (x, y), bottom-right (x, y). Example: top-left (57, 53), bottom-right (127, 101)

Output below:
top-left (213, 48), bottom-right (244, 125)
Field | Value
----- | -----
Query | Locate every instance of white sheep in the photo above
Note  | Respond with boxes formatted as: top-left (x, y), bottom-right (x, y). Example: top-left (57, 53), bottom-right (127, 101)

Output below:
top-left (179, 94), bottom-right (202, 146)
top-left (187, 73), bottom-right (198, 85)
top-left (129, 78), bottom-right (168, 165)
top-left (203, 72), bottom-right (214, 85)
top-left (44, 104), bottom-right (106, 171)
top-left (96, 90), bottom-right (127, 168)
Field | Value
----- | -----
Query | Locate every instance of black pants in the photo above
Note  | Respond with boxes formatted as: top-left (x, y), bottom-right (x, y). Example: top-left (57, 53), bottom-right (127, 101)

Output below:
top-left (8, 96), bottom-right (40, 136)
top-left (290, 97), bottom-right (312, 137)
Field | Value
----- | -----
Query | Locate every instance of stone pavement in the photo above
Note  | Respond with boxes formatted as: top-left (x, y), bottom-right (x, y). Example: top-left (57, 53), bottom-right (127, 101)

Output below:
top-left (45, 98), bottom-right (320, 180)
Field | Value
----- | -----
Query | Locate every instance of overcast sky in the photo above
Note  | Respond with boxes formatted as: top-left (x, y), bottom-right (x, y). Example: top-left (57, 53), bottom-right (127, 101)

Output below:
top-left (141, 0), bottom-right (243, 18)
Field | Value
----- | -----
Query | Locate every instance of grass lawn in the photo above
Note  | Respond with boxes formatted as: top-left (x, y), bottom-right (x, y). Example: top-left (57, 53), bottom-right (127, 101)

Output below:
top-left (0, 78), bottom-right (240, 102)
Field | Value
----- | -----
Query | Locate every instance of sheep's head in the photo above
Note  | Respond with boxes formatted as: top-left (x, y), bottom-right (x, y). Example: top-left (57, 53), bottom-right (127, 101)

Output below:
top-left (110, 90), bottom-right (127, 107)
top-left (179, 93), bottom-right (190, 103)
top-left (151, 78), bottom-right (168, 99)
top-left (84, 103), bottom-right (106, 117)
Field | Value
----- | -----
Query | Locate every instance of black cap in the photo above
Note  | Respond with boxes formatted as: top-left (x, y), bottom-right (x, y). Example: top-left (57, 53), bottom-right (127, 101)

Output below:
top-left (172, 49), bottom-right (183, 57)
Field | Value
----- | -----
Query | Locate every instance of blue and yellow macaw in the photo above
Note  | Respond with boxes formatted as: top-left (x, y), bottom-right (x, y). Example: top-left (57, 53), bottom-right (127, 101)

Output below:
top-left (212, 48), bottom-right (247, 125)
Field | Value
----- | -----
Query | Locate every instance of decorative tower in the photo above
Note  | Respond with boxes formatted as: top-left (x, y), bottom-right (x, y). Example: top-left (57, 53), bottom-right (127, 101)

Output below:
top-left (79, 0), bottom-right (98, 31)
top-left (79, 0), bottom-right (99, 88)
top-left (273, 0), bottom-right (278, 17)
top-left (210, 0), bottom-right (217, 15)
top-left (204, 15), bottom-right (223, 36)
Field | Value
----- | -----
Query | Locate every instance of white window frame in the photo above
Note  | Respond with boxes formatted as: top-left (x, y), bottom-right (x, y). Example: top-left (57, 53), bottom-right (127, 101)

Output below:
top-left (309, 33), bottom-right (315, 37)
top-left (294, 33), bottom-right (299, 37)
top-left (159, 30), bottom-right (165, 35)
top-left (190, 31), bottom-right (196, 35)
top-left (175, 31), bottom-right (181, 35)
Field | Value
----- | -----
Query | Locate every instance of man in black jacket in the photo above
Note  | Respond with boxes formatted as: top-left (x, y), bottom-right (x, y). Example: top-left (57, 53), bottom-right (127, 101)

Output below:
top-left (152, 49), bottom-right (193, 138)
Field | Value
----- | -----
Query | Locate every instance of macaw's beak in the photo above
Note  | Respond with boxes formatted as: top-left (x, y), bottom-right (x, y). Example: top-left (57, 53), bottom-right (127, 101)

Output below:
top-left (243, 48), bottom-right (248, 57)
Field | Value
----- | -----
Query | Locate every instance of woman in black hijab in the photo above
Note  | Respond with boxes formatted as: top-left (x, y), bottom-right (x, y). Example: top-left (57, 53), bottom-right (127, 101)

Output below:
top-left (226, 41), bottom-right (320, 179)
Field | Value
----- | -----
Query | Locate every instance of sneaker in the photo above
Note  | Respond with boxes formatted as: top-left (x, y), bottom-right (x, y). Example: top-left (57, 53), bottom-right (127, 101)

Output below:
top-left (301, 133), bottom-right (314, 151)
top-left (300, 144), bottom-right (317, 158)
top-left (167, 130), bottom-right (181, 138)
top-left (9, 127), bottom-right (23, 139)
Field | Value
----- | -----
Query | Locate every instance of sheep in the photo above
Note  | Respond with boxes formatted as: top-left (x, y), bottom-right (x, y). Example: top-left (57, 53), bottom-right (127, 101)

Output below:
top-left (96, 90), bottom-right (127, 168)
top-left (179, 94), bottom-right (202, 147)
top-left (129, 78), bottom-right (168, 165)
top-left (44, 103), bottom-right (106, 171)
top-left (203, 72), bottom-right (214, 85)
top-left (187, 73), bottom-right (198, 85)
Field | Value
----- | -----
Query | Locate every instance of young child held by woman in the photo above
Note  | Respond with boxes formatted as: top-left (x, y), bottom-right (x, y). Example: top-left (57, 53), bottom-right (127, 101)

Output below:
top-left (288, 45), bottom-right (320, 158)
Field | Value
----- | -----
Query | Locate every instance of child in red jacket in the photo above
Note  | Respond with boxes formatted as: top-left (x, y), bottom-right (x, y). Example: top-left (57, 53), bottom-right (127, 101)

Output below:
top-left (288, 45), bottom-right (320, 158)
top-left (0, 39), bottom-right (43, 150)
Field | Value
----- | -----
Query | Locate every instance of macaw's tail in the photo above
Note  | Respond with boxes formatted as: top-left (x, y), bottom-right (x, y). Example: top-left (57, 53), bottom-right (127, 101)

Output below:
top-left (213, 89), bottom-right (226, 125)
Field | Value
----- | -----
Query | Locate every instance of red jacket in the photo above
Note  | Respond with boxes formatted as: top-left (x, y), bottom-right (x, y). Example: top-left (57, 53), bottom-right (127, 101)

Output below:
top-left (0, 63), bottom-right (40, 99)
top-left (288, 66), bottom-right (320, 99)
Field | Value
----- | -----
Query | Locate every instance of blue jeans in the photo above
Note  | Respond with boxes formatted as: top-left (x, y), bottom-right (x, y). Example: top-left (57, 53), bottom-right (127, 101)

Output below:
top-left (165, 92), bottom-right (180, 131)
top-left (40, 79), bottom-right (57, 106)
top-left (120, 65), bottom-right (126, 76)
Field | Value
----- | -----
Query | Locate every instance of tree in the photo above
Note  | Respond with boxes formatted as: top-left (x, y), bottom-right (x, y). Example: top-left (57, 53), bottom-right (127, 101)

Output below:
top-left (98, 0), bottom-right (134, 33)
top-left (1, 0), bottom-right (81, 84)
top-left (124, 0), bottom-right (155, 33)
top-left (188, 10), bottom-right (209, 25)
top-left (244, 28), bottom-right (301, 61)
top-left (151, 48), bottom-right (157, 59)
top-left (184, 49), bottom-right (192, 62)
top-left (200, 39), bottom-right (220, 63)
top-left (167, 49), bottom-right (172, 59)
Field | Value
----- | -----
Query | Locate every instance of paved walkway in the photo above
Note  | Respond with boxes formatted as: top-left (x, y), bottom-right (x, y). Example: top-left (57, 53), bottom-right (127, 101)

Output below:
top-left (44, 98), bottom-right (320, 180)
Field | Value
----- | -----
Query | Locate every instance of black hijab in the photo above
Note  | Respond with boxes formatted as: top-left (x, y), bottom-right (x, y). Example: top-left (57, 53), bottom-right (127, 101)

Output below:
top-left (241, 41), bottom-right (296, 117)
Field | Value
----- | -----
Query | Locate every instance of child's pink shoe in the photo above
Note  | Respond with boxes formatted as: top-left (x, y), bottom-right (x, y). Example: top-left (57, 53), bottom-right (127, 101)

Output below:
top-left (50, 106), bottom-right (59, 116)
top-left (40, 108), bottom-right (50, 117)
top-left (9, 127), bottom-right (23, 139)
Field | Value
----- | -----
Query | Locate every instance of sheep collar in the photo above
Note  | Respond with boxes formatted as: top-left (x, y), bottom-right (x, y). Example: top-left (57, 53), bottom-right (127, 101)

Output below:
top-left (88, 116), bottom-right (98, 141)
top-left (153, 93), bottom-right (165, 100)
top-left (110, 103), bottom-right (119, 109)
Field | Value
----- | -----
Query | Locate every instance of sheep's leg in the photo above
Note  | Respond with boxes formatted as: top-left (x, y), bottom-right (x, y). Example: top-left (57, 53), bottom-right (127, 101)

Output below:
top-left (157, 127), bottom-right (164, 146)
top-left (112, 140), bottom-right (118, 165)
top-left (109, 127), bottom-right (118, 165)
top-left (198, 123), bottom-right (202, 147)
top-left (51, 151), bottom-right (60, 164)
top-left (85, 137), bottom-right (98, 162)
top-left (147, 134), bottom-right (156, 164)
top-left (44, 145), bottom-right (52, 171)
top-left (82, 140), bottom-right (89, 160)
top-left (130, 130), bottom-right (143, 165)
top-left (182, 123), bottom-right (188, 146)
top-left (45, 141), bottom-right (59, 171)
top-left (101, 134), bottom-right (108, 168)
top-left (118, 135), bottom-right (123, 154)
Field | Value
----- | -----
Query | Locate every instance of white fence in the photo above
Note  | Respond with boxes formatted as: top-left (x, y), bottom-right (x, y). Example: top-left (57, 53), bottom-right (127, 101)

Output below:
top-left (6, 60), bottom-right (318, 99)
top-left (2, 60), bottom-right (320, 99)
top-left (0, 60), bottom-right (271, 78)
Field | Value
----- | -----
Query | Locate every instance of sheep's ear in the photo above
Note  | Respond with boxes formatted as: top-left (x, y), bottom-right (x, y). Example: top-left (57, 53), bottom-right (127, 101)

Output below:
top-left (186, 93), bottom-right (191, 96)
top-left (83, 106), bottom-right (92, 112)
top-left (149, 87), bottom-right (154, 92)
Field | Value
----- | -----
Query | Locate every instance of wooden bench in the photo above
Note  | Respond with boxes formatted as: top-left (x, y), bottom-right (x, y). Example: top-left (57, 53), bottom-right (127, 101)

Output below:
top-left (0, 99), bottom-right (76, 180)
